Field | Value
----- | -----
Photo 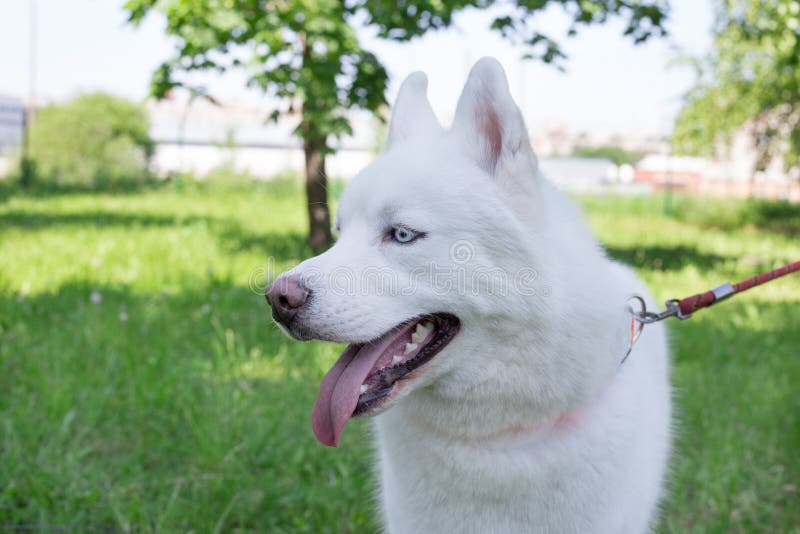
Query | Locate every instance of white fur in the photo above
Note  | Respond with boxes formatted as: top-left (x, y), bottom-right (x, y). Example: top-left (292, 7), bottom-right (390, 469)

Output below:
top-left (278, 57), bottom-right (671, 533)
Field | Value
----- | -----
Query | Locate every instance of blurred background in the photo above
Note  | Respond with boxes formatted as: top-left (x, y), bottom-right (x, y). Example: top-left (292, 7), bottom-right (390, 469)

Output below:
top-left (0, 1), bottom-right (798, 532)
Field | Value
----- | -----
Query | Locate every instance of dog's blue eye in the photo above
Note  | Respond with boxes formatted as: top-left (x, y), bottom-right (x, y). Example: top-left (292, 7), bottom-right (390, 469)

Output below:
top-left (392, 226), bottom-right (417, 243)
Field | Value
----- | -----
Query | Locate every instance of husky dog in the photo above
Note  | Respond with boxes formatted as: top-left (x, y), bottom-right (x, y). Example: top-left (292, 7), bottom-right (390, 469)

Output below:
top-left (266, 57), bottom-right (671, 534)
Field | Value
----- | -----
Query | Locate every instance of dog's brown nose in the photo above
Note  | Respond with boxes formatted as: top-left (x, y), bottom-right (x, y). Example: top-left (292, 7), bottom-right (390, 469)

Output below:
top-left (266, 276), bottom-right (309, 327)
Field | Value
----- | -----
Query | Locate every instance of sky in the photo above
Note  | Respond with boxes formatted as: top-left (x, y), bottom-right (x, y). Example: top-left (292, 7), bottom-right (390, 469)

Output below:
top-left (0, 0), bottom-right (714, 137)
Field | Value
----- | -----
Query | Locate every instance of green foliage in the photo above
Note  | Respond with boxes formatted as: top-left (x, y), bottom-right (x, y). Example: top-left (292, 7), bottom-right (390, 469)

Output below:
top-left (361, 0), bottom-right (668, 65)
top-left (572, 144), bottom-right (643, 165)
top-left (125, 0), bottom-right (389, 143)
top-left (1, 185), bottom-right (799, 531)
top-left (125, 0), bottom-right (669, 146)
top-left (489, 0), bottom-right (668, 65)
top-left (29, 93), bottom-right (155, 187)
top-left (673, 0), bottom-right (800, 173)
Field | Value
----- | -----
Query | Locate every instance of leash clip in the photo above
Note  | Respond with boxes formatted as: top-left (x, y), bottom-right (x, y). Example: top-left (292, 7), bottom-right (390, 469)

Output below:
top-left (629, 296), bottom-right (691, 324)
top-left (622, 295), bottom-right (689, 365)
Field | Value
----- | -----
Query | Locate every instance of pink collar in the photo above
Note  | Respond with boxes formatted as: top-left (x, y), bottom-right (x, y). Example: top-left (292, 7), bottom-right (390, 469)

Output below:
top-left (408, 404), bottom-right (586, 445)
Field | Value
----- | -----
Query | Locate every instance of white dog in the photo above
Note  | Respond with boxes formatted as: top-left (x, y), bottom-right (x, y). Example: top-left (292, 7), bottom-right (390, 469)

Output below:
top-left (266, 57), bottom-right (671, 533)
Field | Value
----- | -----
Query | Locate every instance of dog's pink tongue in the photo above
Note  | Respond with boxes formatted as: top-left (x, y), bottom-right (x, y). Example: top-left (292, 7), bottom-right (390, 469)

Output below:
top-left (312, 340), bottom-right (388, 447)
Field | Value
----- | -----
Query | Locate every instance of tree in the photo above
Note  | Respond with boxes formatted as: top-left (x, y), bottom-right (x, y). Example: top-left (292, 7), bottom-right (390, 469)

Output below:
top-left (126, 0), bottom-right (669, 251)
top-left (30, 93), bottom-right (154, 187)
top-left (673, 0), bottom-right (800, 176)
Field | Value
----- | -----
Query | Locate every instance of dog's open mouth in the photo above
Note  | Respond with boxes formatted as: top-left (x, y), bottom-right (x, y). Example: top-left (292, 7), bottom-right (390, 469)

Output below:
top-left (311, 313), bottom-right (460, 447)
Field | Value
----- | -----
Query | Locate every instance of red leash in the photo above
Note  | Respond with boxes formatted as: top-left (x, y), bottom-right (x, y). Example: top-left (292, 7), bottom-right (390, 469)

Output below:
top-left (674, 260), bottom-right (800, 317)
top-left (639, 260), bottom-right (800, 322)
top-left (623, 260), bottom-right (800, 363)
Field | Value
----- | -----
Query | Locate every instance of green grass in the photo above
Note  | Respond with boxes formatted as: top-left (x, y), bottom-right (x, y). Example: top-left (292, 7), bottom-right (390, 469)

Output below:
top-left (1, 182), bottom-right (798, 532)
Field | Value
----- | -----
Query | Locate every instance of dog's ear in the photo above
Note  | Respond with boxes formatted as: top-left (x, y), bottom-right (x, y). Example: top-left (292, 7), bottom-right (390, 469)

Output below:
top-left (385, 72), bottom-right (441, 149)
top-left (452, 57), bottom-right (537, 179)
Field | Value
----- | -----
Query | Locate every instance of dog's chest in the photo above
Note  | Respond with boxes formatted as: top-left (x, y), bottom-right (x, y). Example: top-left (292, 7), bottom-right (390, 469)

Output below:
top-left (374, 416), bottom-right (627, 534)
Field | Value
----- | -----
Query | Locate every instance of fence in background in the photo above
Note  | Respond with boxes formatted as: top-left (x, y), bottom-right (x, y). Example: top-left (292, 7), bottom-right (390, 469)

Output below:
top-left (150, 140), bottom-right (630, 194)
top-left (151, 139), bottom-right (375, 180)
top-left (635, 169), bottom-right (800, 203)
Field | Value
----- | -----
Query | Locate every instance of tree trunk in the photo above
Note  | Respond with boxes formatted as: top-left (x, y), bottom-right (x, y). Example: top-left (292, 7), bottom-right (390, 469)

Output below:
top-left (303, 135), bottom-right (333, 252)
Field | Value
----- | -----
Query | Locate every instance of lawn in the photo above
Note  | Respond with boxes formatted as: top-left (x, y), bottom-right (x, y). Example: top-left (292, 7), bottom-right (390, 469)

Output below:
top-left (1, 180), bottom-right (798, 533)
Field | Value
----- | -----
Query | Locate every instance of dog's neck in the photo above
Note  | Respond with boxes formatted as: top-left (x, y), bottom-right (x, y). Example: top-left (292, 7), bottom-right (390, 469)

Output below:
top-left (407, 346), bottom-right (622, 441)
top-left (396, 295), bottom-right (627, 442)
top-left (402, 395), bottom-right (590, 445)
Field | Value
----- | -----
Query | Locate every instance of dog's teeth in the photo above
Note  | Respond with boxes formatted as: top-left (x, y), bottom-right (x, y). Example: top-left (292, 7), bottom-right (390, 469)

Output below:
top-left (391, 355), bottom-right (403, 365)
top-left (360, 384), bottom-right (368, 394)
top-left (404, 343), bottom-right (418, 355)
top-left (412, 322), bottom-right (433, 343)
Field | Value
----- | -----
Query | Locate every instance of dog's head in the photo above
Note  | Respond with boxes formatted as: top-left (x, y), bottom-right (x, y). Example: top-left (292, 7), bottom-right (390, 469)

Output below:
top-left (267, 58), bottom-right (554, 446)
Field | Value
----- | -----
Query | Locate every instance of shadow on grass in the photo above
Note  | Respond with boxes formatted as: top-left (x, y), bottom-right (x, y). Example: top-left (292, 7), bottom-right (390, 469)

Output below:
top-left (0, 177), bottom-right (168, 203)
top-left (672, 197), bottom-right (800, 235)
top-left (213, 223), bottom-right (311, 260)
top-left (604, 243), bottom-right (729, 271)
top-left (0, 280), bottom-right (374, 533)
top-left (0, 205), bottom-right (315, 276)
top-left (0, 209), bottom-right (225, 229)
top-left (743, 203), bottom-right (800, 235)
top-left (0, 174), bottom-right (312, 205)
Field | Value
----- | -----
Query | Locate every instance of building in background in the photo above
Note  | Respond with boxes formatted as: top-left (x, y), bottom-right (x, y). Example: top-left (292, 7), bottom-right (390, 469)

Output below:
top-left (1, 91), bottom-right (797, 202)
top-left (634, 126), bottom-right (800, 202)
top-left (0, 96), bottom-right (25, 177)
